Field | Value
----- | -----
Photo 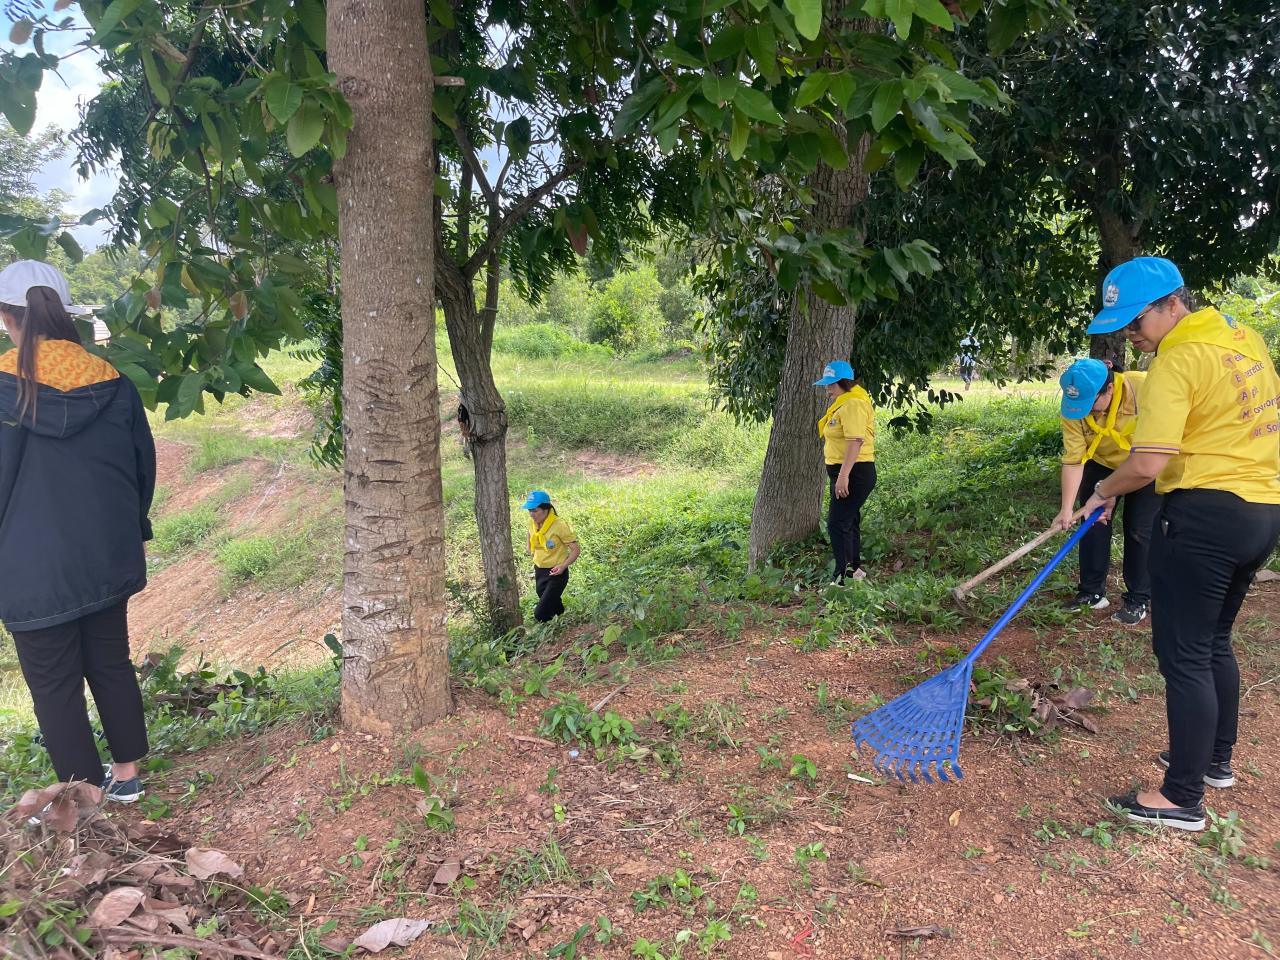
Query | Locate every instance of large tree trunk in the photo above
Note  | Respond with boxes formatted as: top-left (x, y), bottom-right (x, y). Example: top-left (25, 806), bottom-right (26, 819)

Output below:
top-left (329, 0), bottom-right (452, 733)
top-left (748, 136), bottom-right (870, 568)
top-left (1090, 148), bottom-right (1140, 372)
top-left (436, 253), bottom-right (522, 635)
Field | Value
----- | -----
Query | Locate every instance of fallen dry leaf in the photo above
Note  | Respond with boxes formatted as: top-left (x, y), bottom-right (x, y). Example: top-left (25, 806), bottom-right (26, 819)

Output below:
top-left (65, 850), bottom-right (115, 887)
top-left (351, 918), bottom-right (433, 953)
top-left (888, 924), bottom-right (947, 939)
top-left (431, 860), bottom-right (461, 886)
top-left (185, 848), bottom-right (244, 881)
top-left (947, 809), bottom-right (961, 828)
top-left (89, 887), bottom-right (146, 928)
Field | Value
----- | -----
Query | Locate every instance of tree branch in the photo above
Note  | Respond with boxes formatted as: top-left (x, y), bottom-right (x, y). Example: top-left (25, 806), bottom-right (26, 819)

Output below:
top-left (460, 158), bottom-right (587, 279)
top-left (138, 1), bottom-right (215, 133)
top-left (452, 122), bottom-right (496, 206)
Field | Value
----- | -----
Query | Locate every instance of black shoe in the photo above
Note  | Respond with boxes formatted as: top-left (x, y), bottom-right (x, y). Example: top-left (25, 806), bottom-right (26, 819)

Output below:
top-left (1156, 751), bottom-right (1235, 789)
top-left (1107, 792), bottom-right (1205, 832)
top-left (1068, 591), bottom-right (1110, 611)
top-left (1112, 600), bottom-right (1148, 624)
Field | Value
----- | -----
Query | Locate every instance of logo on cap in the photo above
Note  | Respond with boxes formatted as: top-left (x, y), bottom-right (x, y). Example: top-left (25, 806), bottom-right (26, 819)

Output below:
top-left (1103, 283), bottom-right (1119, 307)
top-left (822, 365), bottom-right (834, 379)
top-left (1064, 385), bottom-right (1081, 399)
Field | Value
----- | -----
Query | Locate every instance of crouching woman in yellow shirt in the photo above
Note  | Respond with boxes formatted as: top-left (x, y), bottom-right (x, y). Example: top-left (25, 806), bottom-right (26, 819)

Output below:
top-left (521, 490), bottom-right (580, 623)
top-left (1084, 257), bottom-right (1280, 832)
top-left (1055, 358), bottom-right (1159, 624)
top-left (815, 360), bottom-right (876, 584)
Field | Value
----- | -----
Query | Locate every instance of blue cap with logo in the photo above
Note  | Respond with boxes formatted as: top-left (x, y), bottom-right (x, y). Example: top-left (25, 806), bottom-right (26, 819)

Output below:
top-left (814, 360), bottom-right (855, 385)
top-left (1058, 358), bottom-right (1110, 420)
top-left (521, 490), bottom-right (551, 510)
top-left (1088, 257), bottom-right (1185, 334)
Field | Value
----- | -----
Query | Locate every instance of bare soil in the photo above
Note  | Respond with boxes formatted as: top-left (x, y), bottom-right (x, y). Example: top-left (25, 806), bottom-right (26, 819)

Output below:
top-left (120, 589), bottom-right (1280, 960)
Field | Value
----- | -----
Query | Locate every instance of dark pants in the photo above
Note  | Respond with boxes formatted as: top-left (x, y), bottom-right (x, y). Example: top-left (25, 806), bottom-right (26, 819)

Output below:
top-left (1150, 490), bottom-right (1280, 807)
top-left (1077, 460), bottom-right (1161, 604)
top-left (534, 566), bottom-right (569, 623)
top-left (827, 461), bottom-right (877, 582)
top-left (10, 601), bottom-right (148, 785)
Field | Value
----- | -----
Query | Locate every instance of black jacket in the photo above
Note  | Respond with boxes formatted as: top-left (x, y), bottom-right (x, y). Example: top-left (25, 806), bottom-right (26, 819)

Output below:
top-left (0, 342), bottom-right (156, 631)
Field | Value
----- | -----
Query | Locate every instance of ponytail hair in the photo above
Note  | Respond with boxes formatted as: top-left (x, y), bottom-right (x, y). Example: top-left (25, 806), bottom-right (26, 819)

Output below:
top-left (4, 285), bottom-right (82, 421)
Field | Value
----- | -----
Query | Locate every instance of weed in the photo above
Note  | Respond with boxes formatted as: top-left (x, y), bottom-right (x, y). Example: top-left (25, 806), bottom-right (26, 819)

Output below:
top-left (756, 744), bottom-right (783, 772)
top-left (151, 504), bottom-right (221, 557)
top-left (1202, 809), bottom-right (1247, 860)
top-left (500, 838), bottom-right (576, 892)
top-left (793, 842), bottom-right (828, 888)
top-left (788, 754), bottom-right (819, 782)
top-left (539, 692), bottom-right (637, 749)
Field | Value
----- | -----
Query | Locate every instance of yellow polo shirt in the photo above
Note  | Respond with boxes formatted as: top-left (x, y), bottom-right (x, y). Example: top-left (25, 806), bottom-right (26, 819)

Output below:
top-left (1130, 308), bottom-right (1280, 503)
top-left (1060, 372), bottom-right (1145, 469)
top-left (822, 387), bottom-right (876, 465)
top-left (529, 515), bottom-right (577, 568)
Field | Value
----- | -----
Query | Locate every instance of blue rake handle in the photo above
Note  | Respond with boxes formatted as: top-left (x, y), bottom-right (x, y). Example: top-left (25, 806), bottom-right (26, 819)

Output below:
top-left (850, 507), bottom-right (1104, 783)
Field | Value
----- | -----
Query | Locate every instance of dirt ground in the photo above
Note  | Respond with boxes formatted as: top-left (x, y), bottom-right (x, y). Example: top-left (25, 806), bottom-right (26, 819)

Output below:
top-left (118, 585), bottom-right (1280, 960)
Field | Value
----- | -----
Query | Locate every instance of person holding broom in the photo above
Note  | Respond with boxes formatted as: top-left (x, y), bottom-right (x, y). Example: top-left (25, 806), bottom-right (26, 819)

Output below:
top-left (815, 360), bottom-right (876, 584)
top-left (522, 490), bottom-right (579, 623)
top-left (1054, 357), bottom-right (1159, 624)
top-left (1083, 257), bottom-right (1280, 831)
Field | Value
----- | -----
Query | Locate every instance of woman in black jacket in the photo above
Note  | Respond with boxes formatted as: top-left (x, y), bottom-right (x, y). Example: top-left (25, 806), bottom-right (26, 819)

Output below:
top-left (0, 261), bottom-right (156, 803)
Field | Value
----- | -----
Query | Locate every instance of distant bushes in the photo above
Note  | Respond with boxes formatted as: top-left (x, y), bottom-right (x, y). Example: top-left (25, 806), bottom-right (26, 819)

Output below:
top-left (494, 261), bottom-right (704, 359)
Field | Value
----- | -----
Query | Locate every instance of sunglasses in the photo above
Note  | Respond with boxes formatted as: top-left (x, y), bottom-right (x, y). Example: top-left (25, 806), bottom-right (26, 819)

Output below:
top-left (1124, 305), bottom-right (1154, 333)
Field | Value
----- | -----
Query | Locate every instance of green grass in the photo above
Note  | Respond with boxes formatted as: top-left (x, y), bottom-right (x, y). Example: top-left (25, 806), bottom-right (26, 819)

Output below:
top-left (151, 503), bottom-right (222, 555)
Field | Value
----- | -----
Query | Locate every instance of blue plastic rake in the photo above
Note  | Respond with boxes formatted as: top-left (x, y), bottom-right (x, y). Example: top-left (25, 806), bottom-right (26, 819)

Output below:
top-left (851, 508), bottom-right (1103, 784)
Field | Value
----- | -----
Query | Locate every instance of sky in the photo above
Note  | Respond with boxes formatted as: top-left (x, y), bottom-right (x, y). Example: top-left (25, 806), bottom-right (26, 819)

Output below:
top-left (4, 4), bottom-right (115, 249)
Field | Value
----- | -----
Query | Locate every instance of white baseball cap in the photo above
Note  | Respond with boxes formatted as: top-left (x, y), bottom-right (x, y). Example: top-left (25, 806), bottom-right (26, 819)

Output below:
top-left (0, 260), bottom-right (93, 315)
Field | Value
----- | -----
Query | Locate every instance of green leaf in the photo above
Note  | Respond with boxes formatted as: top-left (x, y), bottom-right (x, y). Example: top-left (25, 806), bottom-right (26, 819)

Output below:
top-left (265, 79), bottom-right (304, 123)
top-left (884, 0), bottom-right (914, 38)
top-left (613, 76), bottom-right (665, 138)
top-left (141, 50), bottom-right (170, 105)
top-left (235, 362), bottom-right (282, 396)
top-left (504, 115), bottom-right (532, 159)
top-left (175, 371), bottom-right (206, 413)
top-left (826, 72), bottom-right (855, 111)
top-left (870, 81), bottom-right (902, 131)
top-left (700, 72), bottom-right (739, 106)
top-left (90, 0), bottom-right (144, 43)
top-left (784, 0), bottom-right (822, 41)
top-left (794, 72), bottom-right (830, 109)
top-left (816, 127), bottom-right (848, 170)
top-left (1, 89), bottom-right (36, 136)
top-left (913, 0), bottom-right (955, 30)
top-left (734, 87), bottom-right (783, 126)
top-left (55, 231), bottom-right (84, 263)
top-left (729, 108), bottom-right (749, 161)
top-left (893, 143), bottom-right (925, 189)
top-left (295, 0), bottom-right (327, 47)
top-left (987, 0), bottom-right (1027, 54)
top-left (286, 100), bottom-right (325, 156)
top-left (428, 0), bottom-right (455, 29)
top-left (745, 23), bottom-right (778, 84)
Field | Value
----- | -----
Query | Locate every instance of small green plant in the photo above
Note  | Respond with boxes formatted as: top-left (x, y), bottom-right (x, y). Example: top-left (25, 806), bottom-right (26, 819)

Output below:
top-left (216, 535), bottom-right (280, 585)
top-left (725, 802), bottom-right (758, 836)
top-left (788, 753), bottom-right (818, 782)
top-left (756, 744), bottom-right (783, 772)
top-left (633, 869), bottom-right (706, 915)
top-left (793, 842), bottom-right (828, 887)
top-left (1202, 810), bottom-right (1246, 860)
top-left (151, 504), bottom-right (221, 556)
top-left (411, 763), bottom-right (455, 831)
top-left (539, 693), bottom-right (637, 748)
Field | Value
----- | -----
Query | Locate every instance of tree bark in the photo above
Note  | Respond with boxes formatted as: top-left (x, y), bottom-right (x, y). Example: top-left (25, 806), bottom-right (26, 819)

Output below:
top-left (1089, 147), bottom-right (1140, 372)
top-left (436, 251), bottom-right (523, 635)
top-left (329, 0), bottom-right (452, 733)
top-left (748, 134), bottom-right (870, 568)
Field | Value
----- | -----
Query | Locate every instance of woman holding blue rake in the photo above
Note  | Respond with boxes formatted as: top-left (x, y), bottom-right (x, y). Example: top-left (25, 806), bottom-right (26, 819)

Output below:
top-left (1083, 257), bottom-right (1280, 832)
top-left (815, 360), bottom-right (876, 585)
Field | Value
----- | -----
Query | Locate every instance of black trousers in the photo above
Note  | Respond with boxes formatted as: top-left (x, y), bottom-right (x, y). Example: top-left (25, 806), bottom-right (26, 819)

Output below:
top-left (1150, 490), bottom-right (1280, 807)
top-left (534, 566), bottom-right (569, 623)
top-left (1077, 460), bottom-right (1161, 604)
top-left (826, 461), bottom-right (877, 582)
top-left (10, 601), bottom-right (148, 785)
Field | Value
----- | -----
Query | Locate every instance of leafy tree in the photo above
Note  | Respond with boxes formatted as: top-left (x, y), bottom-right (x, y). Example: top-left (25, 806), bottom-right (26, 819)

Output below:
top-left (0, 119), bottom-right (78, 261)
top-left (587, 265), bottom-right (664, 352)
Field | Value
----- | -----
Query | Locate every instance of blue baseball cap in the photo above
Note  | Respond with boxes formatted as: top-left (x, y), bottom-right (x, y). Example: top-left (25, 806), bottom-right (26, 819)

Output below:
top-left (521, 490), bottom-right (551, 510)
top-left (1088, 257), bottom-right (1184, 334)
top-left (1058, 358), bottom-right (1110, 420)
top-left (814, 360), bottom-right (854, 385)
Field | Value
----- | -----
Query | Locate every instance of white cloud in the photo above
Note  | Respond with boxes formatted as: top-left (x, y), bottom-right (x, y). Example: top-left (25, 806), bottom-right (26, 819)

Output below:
top-left (4, 6), bottom-right (114, 249)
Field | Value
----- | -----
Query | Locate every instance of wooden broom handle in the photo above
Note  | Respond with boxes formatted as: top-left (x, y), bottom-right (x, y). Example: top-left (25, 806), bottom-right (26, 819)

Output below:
top-left (952, 507), bottom-right (1089, 599)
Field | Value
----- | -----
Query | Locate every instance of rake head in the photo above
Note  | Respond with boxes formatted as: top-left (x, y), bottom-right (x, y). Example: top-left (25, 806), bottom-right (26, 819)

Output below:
top-left (850, 658), bottom-right (976, 783)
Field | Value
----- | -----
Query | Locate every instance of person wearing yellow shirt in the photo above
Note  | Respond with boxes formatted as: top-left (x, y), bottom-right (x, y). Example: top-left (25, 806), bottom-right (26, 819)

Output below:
top-left (814, 360), bottom-right (876, 584)
top-left (521, 490), bottom-right (580, 623)
top-left (1083, 257), bottom-right (1280, 832)
top-left (1054, 358), bottom-right (1159, 624)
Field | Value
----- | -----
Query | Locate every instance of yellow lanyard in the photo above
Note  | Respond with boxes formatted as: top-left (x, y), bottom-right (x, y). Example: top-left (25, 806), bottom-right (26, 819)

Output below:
top-left (817, 391), bottom-right (855, 437)
top-left (1082, 373), bottom-right (1133, 463)
top-left (530, 511), bottom-right (557, 551)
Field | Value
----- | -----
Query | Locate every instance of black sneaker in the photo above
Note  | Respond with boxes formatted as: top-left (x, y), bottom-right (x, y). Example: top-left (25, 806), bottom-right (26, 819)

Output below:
top-left (1107, 792), bottom-right (1205, 832)
top-left (1068, 591), bottom-right (1110, 611)
top-left (1156, 751), bottom-right (1235, 789)
top-left (1112, 600), bottom-right (1148, 625)
top-left (101, 772), bottom-right (144, 803)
